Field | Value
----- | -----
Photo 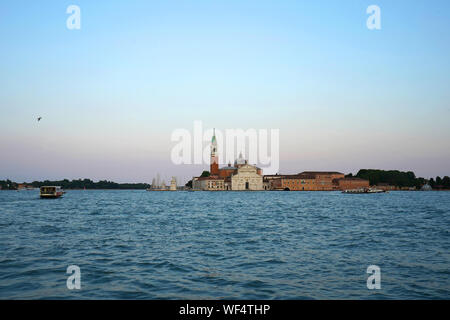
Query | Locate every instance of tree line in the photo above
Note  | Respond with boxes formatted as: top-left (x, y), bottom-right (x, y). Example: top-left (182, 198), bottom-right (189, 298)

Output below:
top-left (0, 179), bottom-right (150, 190)
top-left (0, 179), bottom-right (17, 190)
top-left (429, 176), bottom-right (450, 189)
top-left (352, 169), bottom-right (449, 189)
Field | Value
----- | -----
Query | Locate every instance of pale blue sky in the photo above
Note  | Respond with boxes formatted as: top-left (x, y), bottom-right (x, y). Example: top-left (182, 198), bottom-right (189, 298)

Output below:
top-left (1, 0), bottom-right (449, 183)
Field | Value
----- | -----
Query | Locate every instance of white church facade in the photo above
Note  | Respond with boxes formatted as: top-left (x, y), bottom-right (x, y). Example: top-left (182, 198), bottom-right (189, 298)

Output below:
top-left (192, 129), bottom-right (263, 191)
top-left (231, 164), bottom-right (263, 191)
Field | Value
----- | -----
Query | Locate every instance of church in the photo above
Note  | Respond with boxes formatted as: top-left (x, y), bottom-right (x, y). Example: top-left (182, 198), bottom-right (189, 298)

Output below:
top-left (192, 129), bottom-right (263, 191)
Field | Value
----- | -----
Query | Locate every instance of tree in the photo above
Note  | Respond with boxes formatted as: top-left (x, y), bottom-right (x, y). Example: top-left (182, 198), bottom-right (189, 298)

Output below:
top-left (429, 178), bottom-right (435, 187)
top-left (356, 169), bottom-right (422, 187)
top-left (185, 180), bottom-right (193, 188)
top-left (0, 179), bottom-right (18, 190)
top-left (200, 171), bottom-right (210, 177)
top-left (442, 176), bottom-right (450, 188)
top-left (11, 179), bottom-right (149, 190)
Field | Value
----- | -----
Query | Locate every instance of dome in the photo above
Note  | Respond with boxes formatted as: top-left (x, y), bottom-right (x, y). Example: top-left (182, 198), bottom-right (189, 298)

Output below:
top-left (234, 152), bottom-right (246, 165)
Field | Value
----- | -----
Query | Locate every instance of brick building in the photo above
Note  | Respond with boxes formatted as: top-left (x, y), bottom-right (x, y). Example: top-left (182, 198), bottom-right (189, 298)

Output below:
top-left (265, 172), bottom-right (369, 191)
top-left (333, 177), bottom-right (370, 190)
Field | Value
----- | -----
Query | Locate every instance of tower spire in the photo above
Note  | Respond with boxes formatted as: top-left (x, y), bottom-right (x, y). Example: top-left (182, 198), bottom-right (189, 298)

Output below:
top-left (210, 127), bottom-right (219, 175)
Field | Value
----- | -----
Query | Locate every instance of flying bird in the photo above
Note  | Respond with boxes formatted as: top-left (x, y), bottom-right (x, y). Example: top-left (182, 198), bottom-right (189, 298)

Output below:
top-left (37, 116), bottom-right (42, 122)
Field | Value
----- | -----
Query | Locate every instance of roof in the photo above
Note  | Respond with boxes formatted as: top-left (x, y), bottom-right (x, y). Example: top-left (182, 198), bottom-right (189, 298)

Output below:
top-left (234, 152), bottom-right (246, 165)
top-left (195, 176), bottom-right (225, 181)
top-left (265, 174), bottom-right (316, 180)
top-left (300, 171), bottom-right (344, 175)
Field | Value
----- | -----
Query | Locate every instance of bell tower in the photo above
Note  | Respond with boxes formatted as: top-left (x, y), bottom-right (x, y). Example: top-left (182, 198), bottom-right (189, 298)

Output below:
top-left (210, 128), bottom-right (219, 175)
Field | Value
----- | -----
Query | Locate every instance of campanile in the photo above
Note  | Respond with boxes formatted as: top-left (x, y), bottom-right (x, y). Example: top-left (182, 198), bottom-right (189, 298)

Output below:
top-left (210, 128), bottom-right (219, 175)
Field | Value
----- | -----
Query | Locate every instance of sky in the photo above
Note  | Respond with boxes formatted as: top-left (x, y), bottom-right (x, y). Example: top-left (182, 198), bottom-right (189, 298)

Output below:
top-left (1, 0), bottom-right (449, 183)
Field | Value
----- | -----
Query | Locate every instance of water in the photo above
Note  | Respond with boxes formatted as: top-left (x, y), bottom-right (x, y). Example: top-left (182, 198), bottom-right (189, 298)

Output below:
top-left (0, 190), bottom-right (449, 299)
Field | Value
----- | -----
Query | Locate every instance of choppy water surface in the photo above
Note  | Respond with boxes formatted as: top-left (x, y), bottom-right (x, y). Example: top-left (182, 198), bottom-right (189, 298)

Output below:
top-left (0, 190), bottom-right (449, 299)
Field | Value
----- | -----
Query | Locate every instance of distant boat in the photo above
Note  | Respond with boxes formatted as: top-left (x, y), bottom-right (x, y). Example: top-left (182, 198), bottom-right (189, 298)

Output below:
top-left (342, 188), bottom-right (386, 194)
top-left (366, 188), bottom-right (387, 193)
top-left (40, 186), bottom-right (64, 198)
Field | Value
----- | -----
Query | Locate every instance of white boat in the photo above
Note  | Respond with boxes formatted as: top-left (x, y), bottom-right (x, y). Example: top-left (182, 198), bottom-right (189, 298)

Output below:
top-left (342, 188), bottom-right (386, 194)
top-left (366, 188), bottom-right (386, 193)
top-left (40, 186), bottom-right (64, 198)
